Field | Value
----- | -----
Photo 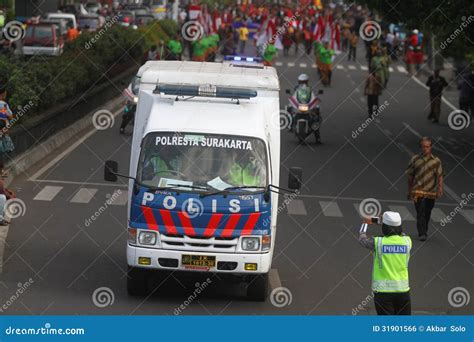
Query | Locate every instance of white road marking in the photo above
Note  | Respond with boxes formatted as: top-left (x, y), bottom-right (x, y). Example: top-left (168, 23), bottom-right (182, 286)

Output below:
top-left (269, 268), bottom-right (282, 290)
top-left (430, 208), bottom-right (446, 223)
top-left (336, 65), bottom-right (344, 70)
top-left (402, 122), bottom-right (462, 159)
top-left (29, 108), bottom-right (122, 181)
top-left (33, 186), bottom-right (63, 201)
top-left (110, 190), bottom-right (128, 206)
top-left (275, 61), bottom-right (283, 67)
top-left (348, 65), bottom-right (356, 70)
top-left (360, 65), bottom-right (368, 71)
top-left (411, 76), bottom-right (457, 111)
top-left (287, 62), bottom-right (295, 67)
top-left (397, 66), bottom-right (407, 73)
top-left (0, 226), bottom-right (9, 274)
top-left (292, 194), bottom-right (472, 208)
top-left (388, 205), bottom-right (415, 221)
top-left (299, 63), bottom-right (307, 68)
top-left (29, 179), bottom-right (128, 187)
top-left (319, 201), bottom-right (343, 217)
top-left (460, 210), bottom-right (474, 224)
top-left (70, 188), bottom-right (98, 204)
top-left (287, 199), bottom-right (307, 216)
top-left (389, 67), bottom-right (394, 72)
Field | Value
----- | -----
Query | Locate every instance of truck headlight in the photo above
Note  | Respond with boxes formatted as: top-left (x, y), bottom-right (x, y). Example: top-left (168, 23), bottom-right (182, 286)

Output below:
top-left (133, 96), bottom-right (138, 103)
top-left (242, 237), bottom-right (260, 251)
top-left (138, 231), bottom-right (157, 245)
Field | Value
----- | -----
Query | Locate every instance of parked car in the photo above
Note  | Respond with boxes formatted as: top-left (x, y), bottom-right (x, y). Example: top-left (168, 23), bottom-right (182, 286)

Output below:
top-left (77, 14), bottom-right (105, 32)
top-left (150, 0), bottom-right (167, 20)
top-left (40, 19), bottom-right (68, 39)
top-left (135, 14), bottom-right (154, 26)
top-left (59, 3), bottom-right (88, 16)
top-left (85, 2), bottom-right (102, 14)
top-left (22, 22), bottom-right (64, 56)
top-left (117, 11), bottom-right (135, 27)
top-left (45, 12), bottom-right (77, 30)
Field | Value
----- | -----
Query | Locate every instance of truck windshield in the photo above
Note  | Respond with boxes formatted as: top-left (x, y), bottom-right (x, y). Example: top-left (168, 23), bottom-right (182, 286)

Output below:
top-left (137, 132), bottom-right (268, 192)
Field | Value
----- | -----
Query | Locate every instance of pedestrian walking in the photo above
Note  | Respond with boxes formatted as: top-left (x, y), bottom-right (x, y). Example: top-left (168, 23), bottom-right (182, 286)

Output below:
top-left (348, 30), bottom-right (358, 61)
top-left (0, 179), bottom-right (15, 226)
top-left (238, 23), bottom-right (249, 54)
top-left (458, 69), bottom-right (474, 118)
top-left (0, 86), bottom-right (14, 178)
top-left (426, 69), bottom-right (448, 123)
top-left (406, 137), bottom-right (444, 241)
top-left (359, 211), bottom-right (412, 315)
top-left (364, 70), bottom-right (382, 117)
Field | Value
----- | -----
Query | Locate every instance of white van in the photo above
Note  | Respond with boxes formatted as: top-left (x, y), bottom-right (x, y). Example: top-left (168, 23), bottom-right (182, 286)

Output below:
top-left (45, 13), bottom-right (77, 29)
top-left (104, 61), bottom-right (303, 300)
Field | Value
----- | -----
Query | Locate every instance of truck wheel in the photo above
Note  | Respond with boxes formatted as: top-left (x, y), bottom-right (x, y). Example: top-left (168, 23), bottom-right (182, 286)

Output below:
top-left (127, 266), bottom-right (149, 296)
top-left (247, 273), bottom-right (268, 301)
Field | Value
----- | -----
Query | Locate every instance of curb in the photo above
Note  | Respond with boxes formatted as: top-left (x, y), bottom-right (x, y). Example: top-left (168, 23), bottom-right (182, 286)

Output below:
top-left (3, 96), bottom-right (124, 188)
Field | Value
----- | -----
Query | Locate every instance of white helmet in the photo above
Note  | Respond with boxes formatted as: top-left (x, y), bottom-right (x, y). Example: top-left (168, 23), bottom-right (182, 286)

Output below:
top-left (413, 29), bottom-right (419, 34)
top-left (298, 73), bottom-right (309, 82)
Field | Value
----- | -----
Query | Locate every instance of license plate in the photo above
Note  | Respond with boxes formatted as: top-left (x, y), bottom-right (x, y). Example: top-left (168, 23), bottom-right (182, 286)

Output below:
top-left (182, 255), bottom-right (216, 267)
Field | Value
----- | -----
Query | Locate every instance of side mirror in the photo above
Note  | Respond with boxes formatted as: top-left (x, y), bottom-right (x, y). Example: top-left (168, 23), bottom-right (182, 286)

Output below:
top-left (104, 160), bottom-right (118, 182)
top-left (288, 167), bottom-right (303, 190)
top-left (285, 89), bottom-right (291, 95)
top-left (318, 89), bottom-right (324, 95)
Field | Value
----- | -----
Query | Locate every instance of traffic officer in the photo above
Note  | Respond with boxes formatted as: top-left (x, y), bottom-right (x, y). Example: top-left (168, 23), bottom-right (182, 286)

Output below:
top-left (359, 211), bottom-right (412, 315)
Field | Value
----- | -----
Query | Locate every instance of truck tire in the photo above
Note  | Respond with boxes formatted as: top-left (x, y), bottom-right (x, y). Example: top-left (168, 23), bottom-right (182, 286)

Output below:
top-left (247, 273), bottom-right (268, 301)
top-left (127, 266), bottom-right (149, 296)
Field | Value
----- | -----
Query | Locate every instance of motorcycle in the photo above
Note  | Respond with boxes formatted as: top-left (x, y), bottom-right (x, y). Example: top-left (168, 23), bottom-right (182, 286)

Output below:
top-left (285, 87), bottom-right (323, 144)
top-left (119, 76), bottom-right (140, 134)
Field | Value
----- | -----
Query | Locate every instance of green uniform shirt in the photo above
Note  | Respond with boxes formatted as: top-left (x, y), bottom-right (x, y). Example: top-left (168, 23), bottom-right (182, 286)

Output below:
top-left (167, 39), bottom-right (183, 54)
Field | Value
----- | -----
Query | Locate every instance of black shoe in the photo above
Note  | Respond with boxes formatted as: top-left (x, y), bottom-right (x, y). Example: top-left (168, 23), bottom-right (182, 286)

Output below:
top-left (432, 119), bottom-right (439, 123)
top-left (0, 220), bottom-right (10, 226)
top-left (419, 235), bottom-right (427, 241)
top-left (427, 114), bottom-right (433, 120)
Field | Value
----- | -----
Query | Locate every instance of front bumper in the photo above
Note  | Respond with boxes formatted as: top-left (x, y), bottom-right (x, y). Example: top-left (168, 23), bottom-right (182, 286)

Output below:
top-left (127, 245), bottom-right (272, 274)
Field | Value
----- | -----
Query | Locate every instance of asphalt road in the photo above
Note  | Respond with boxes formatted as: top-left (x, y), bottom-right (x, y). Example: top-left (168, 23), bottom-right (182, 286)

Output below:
top-left (0, 42), bottom-right (473, 315)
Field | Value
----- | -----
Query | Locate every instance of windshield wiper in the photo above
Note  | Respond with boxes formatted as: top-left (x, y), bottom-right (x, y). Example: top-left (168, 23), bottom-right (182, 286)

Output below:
top-left (201, 185), bottom-right (266, 197)
top-left (167, 183), bottom-right (211, 191)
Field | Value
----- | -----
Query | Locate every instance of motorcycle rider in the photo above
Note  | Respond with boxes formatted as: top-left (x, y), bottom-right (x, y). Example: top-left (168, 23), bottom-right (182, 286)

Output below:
top-left (289, 74), bottom-right (322, 144)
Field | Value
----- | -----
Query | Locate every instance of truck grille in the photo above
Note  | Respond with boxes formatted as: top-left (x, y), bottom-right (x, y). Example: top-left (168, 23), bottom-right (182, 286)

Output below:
top-left (160, 233), bottom-right (238, 253)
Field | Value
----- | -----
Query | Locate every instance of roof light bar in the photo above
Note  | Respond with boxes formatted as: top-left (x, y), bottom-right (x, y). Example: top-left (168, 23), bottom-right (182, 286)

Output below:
top-left (223, 55), bottom-right (262, 63)
top-left (153, 84), bottom-right (257, 99)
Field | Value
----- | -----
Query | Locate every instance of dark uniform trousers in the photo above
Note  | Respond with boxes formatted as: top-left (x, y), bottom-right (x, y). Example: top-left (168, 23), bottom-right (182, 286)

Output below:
top-left (374, 291), bottom-right (411, 315)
